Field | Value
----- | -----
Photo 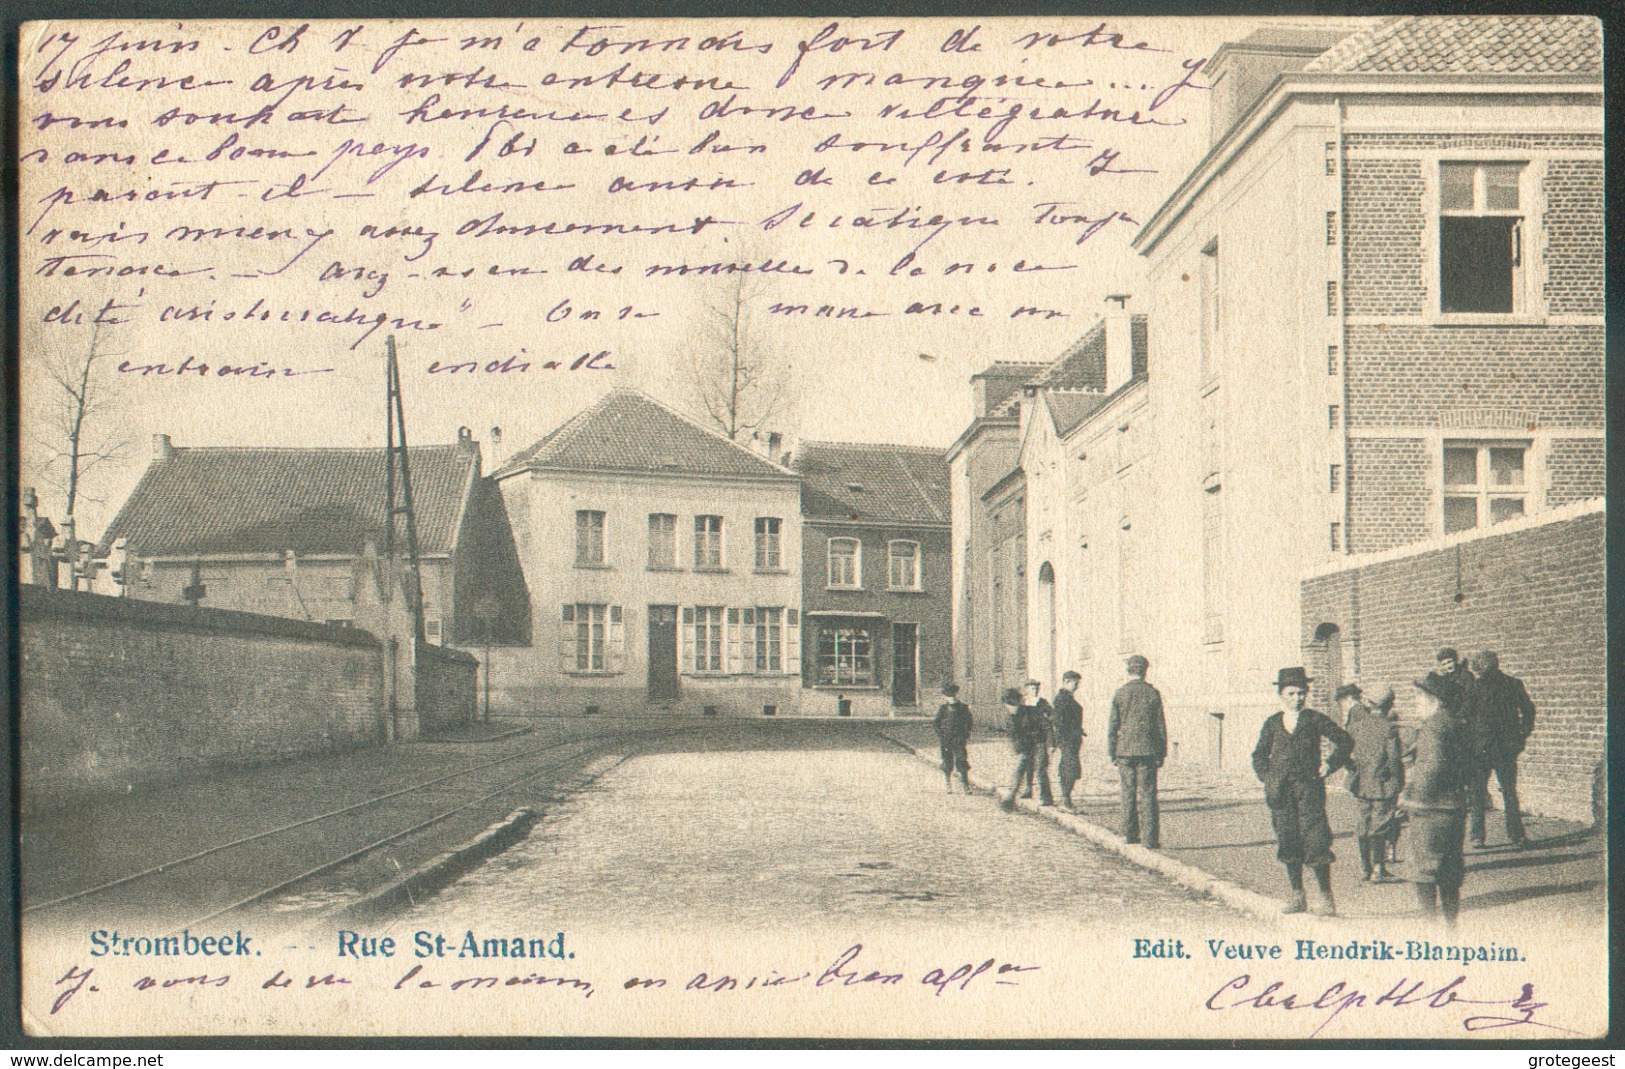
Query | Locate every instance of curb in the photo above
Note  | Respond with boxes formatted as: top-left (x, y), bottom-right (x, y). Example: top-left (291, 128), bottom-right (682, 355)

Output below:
top-left (885, 736), bottom-right (1315, 926)
top-left (410, 725), bottom-right (534, 745)
top-left (332, 806), bottom-right (540, 923)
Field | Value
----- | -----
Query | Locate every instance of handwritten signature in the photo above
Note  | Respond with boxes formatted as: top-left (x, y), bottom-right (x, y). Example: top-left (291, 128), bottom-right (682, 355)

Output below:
top-left (1206, 973), bottom-right (1582, 1037)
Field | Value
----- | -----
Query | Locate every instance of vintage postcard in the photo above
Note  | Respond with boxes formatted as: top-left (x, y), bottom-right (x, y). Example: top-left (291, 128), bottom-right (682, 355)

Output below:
top-left (14, 14), bottom-right (1607, 1040)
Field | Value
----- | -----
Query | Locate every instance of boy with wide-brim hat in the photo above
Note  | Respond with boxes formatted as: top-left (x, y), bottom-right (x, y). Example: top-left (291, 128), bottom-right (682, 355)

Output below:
top-left (1252, 666), bottom-right (1355, 915)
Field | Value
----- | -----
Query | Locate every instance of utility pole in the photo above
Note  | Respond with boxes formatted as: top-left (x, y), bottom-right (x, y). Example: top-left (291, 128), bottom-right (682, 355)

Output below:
top-left (383, 335), bottom-right (426, 642)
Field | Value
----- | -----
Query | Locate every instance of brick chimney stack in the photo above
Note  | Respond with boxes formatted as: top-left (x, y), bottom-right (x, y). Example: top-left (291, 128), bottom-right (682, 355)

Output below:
top-left (153, 434), bottom-right (174, 462)
top-left (1104, 295), bottom-right (1135, 393)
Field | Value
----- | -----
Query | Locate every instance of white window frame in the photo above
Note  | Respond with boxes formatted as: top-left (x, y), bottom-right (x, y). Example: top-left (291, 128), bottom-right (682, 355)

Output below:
top-left (689, 605), bottom-right (725, 672)
top-left (754, 517), bottom-right (782, 571)
top-left (827, 536), bottom-right (861, 589)
top-left (1442, 439), bottom-right (1530, 535)
top-left (753, 607), bottom-right (784, 673)
top-left (887, 540), bottom-right (921, 591)
top-left (560, 603), bottom-right (625, 674)
top-left (694, 515), bottom-right (724, 571)
top-left (575, 509), bottom-right (606, 567)
top-left (647, 512), bottom-right (677, 570)
top-left (1434, 157), bottom-right (1535, 320)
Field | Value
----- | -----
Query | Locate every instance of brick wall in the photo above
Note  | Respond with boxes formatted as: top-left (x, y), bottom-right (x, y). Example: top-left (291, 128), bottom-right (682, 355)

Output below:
top-left (20, 586), bottom-right (383, 813)
top-left (1301, 504), bottom-right (1604, 824)
top-left (1343, 160), bottom-right (1426, 316)
top-left (1542, 159), bottom-right (1605, 315)
top-left (415, 640), bottom-right (478, 734)
top-left (1546, 437), bottom-right (1606, 506)
top-left (1345, 324), bottom-right (1603, 428)
top-left (1347, 438), bottom-right (1430, 553)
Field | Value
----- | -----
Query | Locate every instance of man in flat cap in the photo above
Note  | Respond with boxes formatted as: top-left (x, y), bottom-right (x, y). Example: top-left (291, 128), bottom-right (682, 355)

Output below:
top-left (1107, 654), bottom-right (1166, 848)
top-left (1052, 671), bottom-right (1085, 811)
top-left (1462, 651), bottom-right (1535, 849)
top-left (1252, 666), bottom-right (1354, 915)
top-left (1336, 682), bottom-right (1369, 731)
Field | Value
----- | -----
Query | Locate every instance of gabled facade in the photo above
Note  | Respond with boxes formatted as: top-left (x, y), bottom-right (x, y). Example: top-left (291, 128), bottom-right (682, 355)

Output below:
top-left (490, 389), bottom-right (802, 717)
top-left (947, 361), bottom-right (1045, 714)
top-left (794, 442), bottom-right (950, 717)
top-left (97, 429), bottom-right (525, 647)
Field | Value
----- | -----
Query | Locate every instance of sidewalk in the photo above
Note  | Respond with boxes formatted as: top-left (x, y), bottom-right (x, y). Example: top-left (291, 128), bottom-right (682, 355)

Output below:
top-left (909, 735), bottom-right (1604, 927)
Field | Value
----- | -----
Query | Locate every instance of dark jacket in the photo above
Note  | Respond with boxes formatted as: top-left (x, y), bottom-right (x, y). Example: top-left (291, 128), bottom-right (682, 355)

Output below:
top-left (1346, 711), bottom-right (1405, 801)
top-left (1252, 709), bottom-right (1354, 808)
top-left (1403, 709), bottom-right (1471, 812)
top-left (1107, 679), bottom-right (1166, 762)
top-left (933, 700), bottom-right (973, 746)
top-left (1052, 689), bottom-right (1084, 745)
top-left (1462, 669), bottom-right (1536, 757)
top-left (1006, 705), bottom-right (1042, 753)
top-left (1424, 664), bottom-right (1472, 713)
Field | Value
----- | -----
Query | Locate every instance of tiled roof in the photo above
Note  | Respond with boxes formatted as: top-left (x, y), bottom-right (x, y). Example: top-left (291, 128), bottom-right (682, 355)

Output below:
top-left (493, 388), bottom-right (795, 481)
top-left (795, 442), bottom-right (950, 527)
top-left (100, 444), bottom-right (478, 557)
top-left (974, 361), bottom-right (1049, 417)
top-left (1046, 391), bottom-right (1110, 437)
top-left (1303, 15), bottom-right (1601, 76)
top-left (991, 315), bottom-right (1148, 417)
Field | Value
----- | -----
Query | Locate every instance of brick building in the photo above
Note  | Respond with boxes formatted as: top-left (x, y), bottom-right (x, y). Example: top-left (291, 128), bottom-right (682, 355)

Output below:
top-left (96, 429), bottom-right (527, 647)
top-left (794, 442), bottom-right (951, 717)
top-left (987, 17), bottom-right (1603, 804)
top-left (489, 389), bottom-right (803, 717)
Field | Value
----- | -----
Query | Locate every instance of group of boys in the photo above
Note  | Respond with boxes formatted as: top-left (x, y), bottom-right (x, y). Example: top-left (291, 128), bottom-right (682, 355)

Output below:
top-left (1255, 647), bottom-right (1536, 925)
top-left (932, 655), bottom-right (1169, 848)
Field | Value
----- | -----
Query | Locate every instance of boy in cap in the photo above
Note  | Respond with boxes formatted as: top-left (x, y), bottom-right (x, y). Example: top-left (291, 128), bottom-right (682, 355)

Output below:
top-left (1016, 679), bottom-right (1056, 806)
top-left (1107, 654), bottom-right (1166, 848)
top-left (1425, 647), bottom-right (1470, 712)
top-left (1052, 671), bottom-right (1085, 811)
top-left (1345, 684), bottom-right (1405, 881)
top-left (1403, 674), bottom-right (1472, 926)
top-left (933, 682), bottom-right (974, 794)
top-left (1252, 666), bottom-right (1354, 915)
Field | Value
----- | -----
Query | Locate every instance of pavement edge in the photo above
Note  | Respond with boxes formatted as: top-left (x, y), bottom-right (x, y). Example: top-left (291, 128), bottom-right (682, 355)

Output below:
top-left (883, 735), bottom-right (1301, 926)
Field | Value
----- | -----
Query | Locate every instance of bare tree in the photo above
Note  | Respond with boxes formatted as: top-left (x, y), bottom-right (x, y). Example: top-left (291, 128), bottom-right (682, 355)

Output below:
top-left (684, 271), bottom-right (790, 442)
top-left (31, 322), bottom-right (133, 521)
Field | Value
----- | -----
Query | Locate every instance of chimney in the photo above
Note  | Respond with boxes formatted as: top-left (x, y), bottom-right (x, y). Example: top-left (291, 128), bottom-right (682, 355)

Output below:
top-left (1203, 27), bottom-right (1363, 146)
top-left (1104, 295), bottom-right (1135, 392)
top-left (153, 434), bottom-right (174, 462)
top-left (490, 426), bottom-right (503, 453)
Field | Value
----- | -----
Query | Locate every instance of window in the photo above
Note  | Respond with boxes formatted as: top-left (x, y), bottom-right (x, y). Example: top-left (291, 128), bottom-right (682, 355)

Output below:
top-left (648, 513), bottom-right (676, 569)
top-left (560, 603), bottom-right (622, 672)
top-left (1327, 345), bottom-right (1340, 376)
top-left (828, 537), bottom-right (860, 588)
top-left (1329, 464), bottom-right (1342, 494)
top-left (575, 510), bottom-right (605, 566)
top-left (1201, 486), bottom-right (1223, 644)
top-left (1443, 441), bottom-right (1528, 534)
top-left (694, 515), bottom-right (723, 570)
top-left (754, 517), bottom-right (782, 571)
top-left (816, 624), bottom-right (873, 685)
top-left (1439, 161), bottom-right (1525, 314)
top-left (1199, 240), bottom-right (1219, 382)
top-left (690, 606), bottom-right (725, 672)
top-left (753, 607), bottom-right (784, 673)
top-left (888, 541), bottom-right (920, 590)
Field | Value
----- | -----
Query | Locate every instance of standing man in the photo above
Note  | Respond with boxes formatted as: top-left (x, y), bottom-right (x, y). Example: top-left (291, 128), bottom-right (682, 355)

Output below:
top-left (1052, 671), bottom-right (1085, 811)
top-left (1018, 679), bottom-right (1056, 806)
top-left (933, 683), bottom-right (974, 795)
top-left (1252, 666), bottom-right (1354, 916)
top-left (1463, 651), bottom-right (1535, 849)
top-left (1000, 687), bottom-right (1034, 811)
top-left (1336, 683), bottom-right (1369, 731)
top-left (1403, 675), bottom-right (1472, 926)
top-left (1107, 654), bottom-right (1166, 848)
top-left (1425, 647), bottom-right (1471, 712)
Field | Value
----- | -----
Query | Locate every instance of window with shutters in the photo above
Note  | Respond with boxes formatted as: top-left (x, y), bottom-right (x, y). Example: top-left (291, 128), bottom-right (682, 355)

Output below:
top-left (575, 510), bottom-right (606, 567)
top-left (694, 515), bottom-right (724, 571)
top-left (560, 603), bottom-right (623, 673)
top-left (690, 606), bottom-right (725, 672)
top-left (1439, 161), bottom-right (1528, 315)
top-left (754, 607), bottom-right (784, 672)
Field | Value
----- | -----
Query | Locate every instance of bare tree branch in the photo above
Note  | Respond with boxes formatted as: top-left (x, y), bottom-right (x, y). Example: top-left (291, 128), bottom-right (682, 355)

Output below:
top-left (681, 269), bottom-right (791, 443)
top-left (33, 320), bottom-right (133, 521)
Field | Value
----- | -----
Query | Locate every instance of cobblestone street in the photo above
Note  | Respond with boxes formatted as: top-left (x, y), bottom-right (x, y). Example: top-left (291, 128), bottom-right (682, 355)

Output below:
top-left (412, 723), bottom-right (1230, 932)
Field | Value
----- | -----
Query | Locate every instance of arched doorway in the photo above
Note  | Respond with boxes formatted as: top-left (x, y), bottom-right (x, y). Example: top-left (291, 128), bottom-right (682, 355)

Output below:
top-left (1038, 561), bottom-right (1056, 689)
top-left (1309, 622), bottom-right (1343, 710)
